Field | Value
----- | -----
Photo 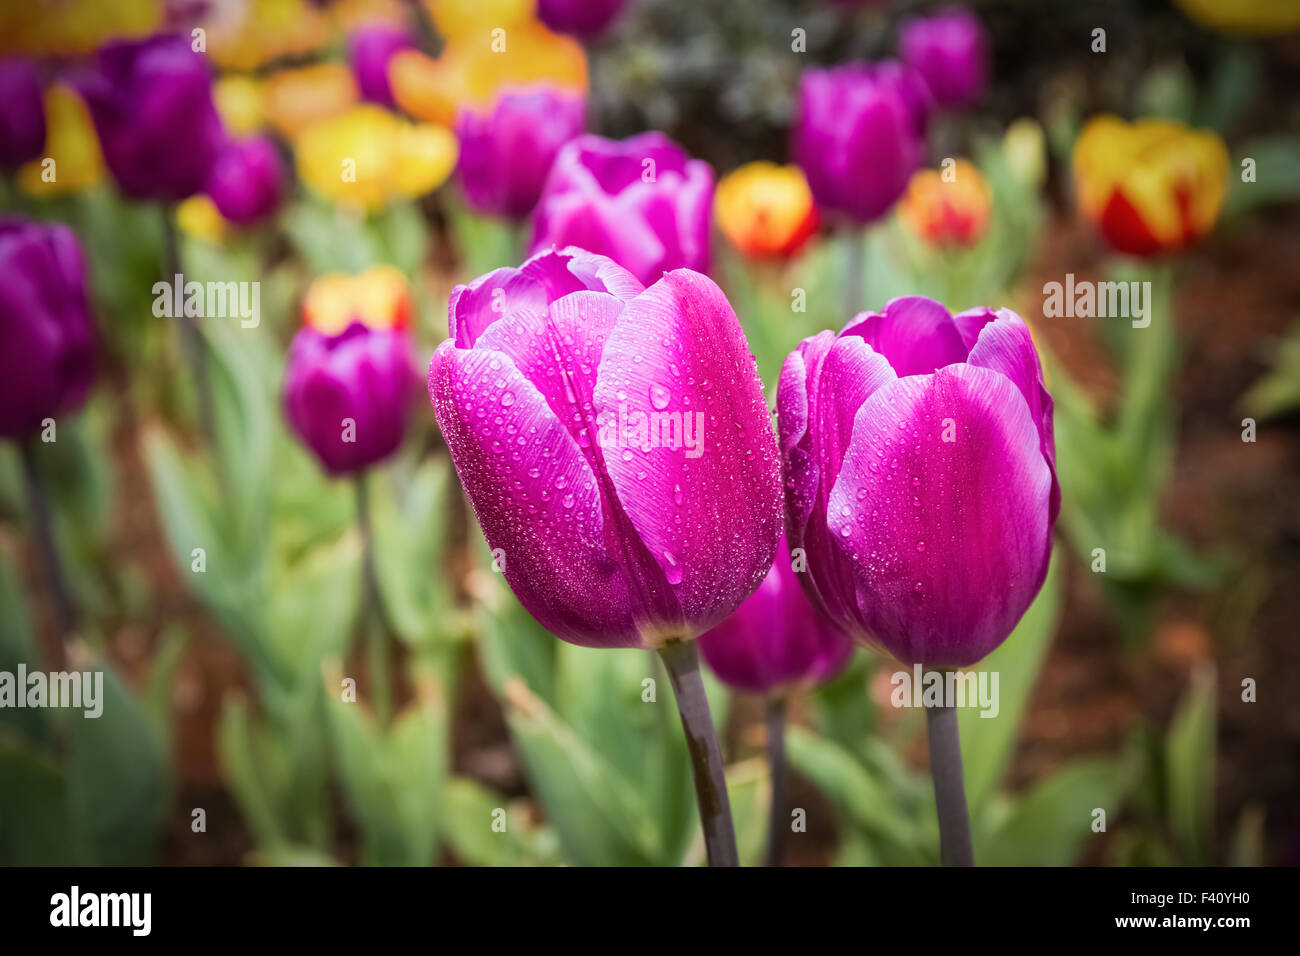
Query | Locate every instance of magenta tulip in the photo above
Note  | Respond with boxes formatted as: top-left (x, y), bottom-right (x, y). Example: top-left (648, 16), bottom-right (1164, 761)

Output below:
top-left (900, 8), bottom-right (988, 109)
top-left (207, 136), bottom-right (284, 225)
top-left (795, 62), bottom-right (931, 226)
top-left (699, 534), bottom-right (853, 694)
top-left (456, 86), bottom-right (584, 221)
top-left (429, 247), bottom-right (781, 649)
top-left (778, 296), bottom-right (1057, 668)
top-left (529, 133), bottom-right (713, 286)
top-left (348, 23), bottom-right (415, 108)
top-left (0, 59), bottom-right (46, 169)
top-left (537, 0), bottom-right (625, 38)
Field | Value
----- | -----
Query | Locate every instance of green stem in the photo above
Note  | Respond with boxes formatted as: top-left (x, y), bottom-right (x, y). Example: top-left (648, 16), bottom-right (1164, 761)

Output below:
top-left (926, 693), bottom-right (974, 866)
top-left (19, 441), bottom-right (72, 668)
top-left (355, 472), bottom-right (392, 724)
top-left (765, 694), bottom-right (789, 867)
top-left (658, 640), bottom-right (738, 867)
top-left (844, 227), bottom-right (867, 317)
top-left (160, 206), bottom-right (218, 452)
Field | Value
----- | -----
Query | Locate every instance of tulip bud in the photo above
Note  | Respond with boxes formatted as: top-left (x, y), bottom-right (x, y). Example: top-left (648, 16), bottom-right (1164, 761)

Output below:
top-left (1072, 115), bottom-right (1228, 258)
top-left (899, 8), bottom-right (989, 109)
top-left (0, 218), bottom-right (96, 439)
top-left (0, 59), bottom-right (46, 169)
top-left (778, 296), bottom-right (1057, 667)
top-left (714, 162), bottom-right (819, 261)
top-left (529, 132), bottom-right (713, 286)
top-left (455, 86), bottom-right (584, 221)
top-left (699, 534), bottom-right (853, 694)
top-left (71, 35), bottom-right (225, 203)
top-left (206, 135), bottom-right (284, 226)
top-left (429, 248), bottom-right (782, 648)
top-left (795, 62), bottom-right (931, 226)
top-left (348, 23), bottom-right (416, 108)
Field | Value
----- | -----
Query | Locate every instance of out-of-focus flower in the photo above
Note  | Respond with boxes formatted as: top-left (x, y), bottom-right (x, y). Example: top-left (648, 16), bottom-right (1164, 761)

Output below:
top-left (285, 269), bottom-right (419, 475)
top-left (1173, 0), bottom-right (1300, 35)
top-left (391, 18), bottom-right (586, 127)
top-left (429, 248), bottom-right (781, 648)
top-left (206, 0), bottom-right (334, 72)
top-left (795, 62), bottom-right (930, 226)
top-left (1072, 115), bottom-right (1228, 257)
top-left (261, 63), bottom-right (359, 140)
top-left (778, 296), bottom-right (1056, 667)
top-left (455, 85), bottom-right (584, 220)
top-left (0, 0), bottom-right (160, 57)
top-left (899, 8), bottom-right (988, 109)
top-left (214, 74), bottom-right (264, 137)
top-left (302, 265), bottom-right (411, 336)
top-left (530, 132), bottom-right (713, 285)
top-left (207, 136), bottom-right (284, 225)
top-left (295, 104), bottom-right (457, 212)
top-left (0, 59), bottom-right (46, 168)
top-left (0, 218), bottom-right (96, 439)
top-left (537, 0), bottom-right (625, 38)
top-left (1002, 116), bottom-right (1046, 187)
top-left (423, 0), bottom-right (533, 39)
top-left (348, 22), bottom-right (415, 107)
top-left (72, 34), bottom-right (225, 202)
top-left (176, 195), bottom-right (227, 244)
top-left (714, 161), bottom-right (819, 260)
top-left (699, 534), bottom-right (853, 694)
top-left (899, 159), bottom-right (991, 247)
top-left (19, 84), bottom-right (104, 197)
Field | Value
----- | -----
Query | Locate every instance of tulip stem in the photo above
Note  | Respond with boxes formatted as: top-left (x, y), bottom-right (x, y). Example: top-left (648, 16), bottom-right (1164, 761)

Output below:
top-left (765, 694), bottom-right (789, 867)
top-left (658, 640), bottom-right (738, 867)
top-left (160, 207), bottom-right (218, 454)
top-left (925, 694), bottom-right (974, 866)
top-left (355, 472), bottom-right (392, 724)
top-left (844, 228), bottom-right (866, 315)
top-left (19, 441), bottom-right (73, 667)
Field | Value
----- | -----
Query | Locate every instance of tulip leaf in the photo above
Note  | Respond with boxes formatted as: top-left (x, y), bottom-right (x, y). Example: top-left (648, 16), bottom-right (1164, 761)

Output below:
top-left (0, 730), bottom-right (77, 865)
top-left (957, 547), bottom-right (1063, 816)
top-left (442, 777), bottom-right (561, 867)
top-left (1166, 666), bottom-right (1216, 865)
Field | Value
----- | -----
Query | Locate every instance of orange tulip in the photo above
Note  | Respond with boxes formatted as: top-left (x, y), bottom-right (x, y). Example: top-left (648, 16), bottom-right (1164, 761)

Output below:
top-left (1073, 115), bottom-right (1228, 258)
top-left (303, 266), bottom-right (413, 336)
top-left (261, 63), bottom-right (360, 141)
top-left (713, 162), bottom-right (819, 260)
top-left (898, 159), bottom-right (992, 248)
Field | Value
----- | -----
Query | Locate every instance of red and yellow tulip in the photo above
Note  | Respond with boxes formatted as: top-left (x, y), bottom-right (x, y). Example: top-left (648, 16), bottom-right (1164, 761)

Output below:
top-left (714, 162), bottom-right (819, 260)
top-left (898, 159), bottom-right (992, 248)
top-left (303, 265), bottom-right (412, 335)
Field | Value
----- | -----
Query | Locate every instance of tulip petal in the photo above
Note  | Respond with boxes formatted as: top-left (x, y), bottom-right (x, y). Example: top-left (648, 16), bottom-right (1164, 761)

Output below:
top-left (448, 266), bottom-right (548, 348)
top-left (827, 363), bottom-right (1052, 666)
top-left (593, 270), bottom-right (782, 639)
top-left (429, 340), bottom-right (642, 647)
top-left (842, 295), bottom-right (970, 377)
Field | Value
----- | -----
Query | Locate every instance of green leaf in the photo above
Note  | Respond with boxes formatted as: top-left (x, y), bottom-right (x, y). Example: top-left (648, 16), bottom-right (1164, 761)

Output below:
top-left (1166, 665), bottom-right (1216, 865)
top-left (0, 730), bottom-right (77, 865)
top-left (442, 777), bottom-right (559, 866)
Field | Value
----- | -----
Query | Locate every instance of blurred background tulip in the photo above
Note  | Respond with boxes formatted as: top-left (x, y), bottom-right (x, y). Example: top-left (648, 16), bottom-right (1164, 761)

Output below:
top-left (261, 63), bottom-right (360, 140)
top-left (0, 218), bottom-right (95, 439)
top-left (1172, 0), bottom-right (1300, 35)
top-left (529, 132), bottom-right (713, 284)
top-left (795, 62), bottom-right (930, 227)
top-left (0, 58), bottom-right (46, 169)
top-left (899, 158), bottom-right (991, 247)
top-left (18, 83), bottom-right (104, 197)
top-left (778, 296), bottom-right (1057, 668)
top-left (1072, 115), bottom-right (1229, 257)
top-left (284, 270), bottom-right (419, 475)
top-left (0, 0), bottom-right (160, 57)
top-left (429, 248), bottom-right (780, 648)
top-left (348, 21), bottom-right (415, 107)
top-left (537, 0), bottom-right (626, 38)
top-left (899, 8), bottom-right (988, 109)
top-left (206, 135), bottom-right (285, 226)
top-left (713, 161), bottom-right (819, 260)
top-left (455, 86), bottom-right (585, 221)
top-left (72, 34), bottom-right (225, 202)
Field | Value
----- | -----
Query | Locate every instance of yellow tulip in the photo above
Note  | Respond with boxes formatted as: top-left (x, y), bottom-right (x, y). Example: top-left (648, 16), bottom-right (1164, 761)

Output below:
top-left (423, 0), bottom-right (534, 39)
top-left (19, 84), bottom-right (104, 197)
top-left (1173, 0), bottom-right (1300, 35)
top-left (214, 75), bottom-right (265, 138)
top-left (176, 195), bottom-right (228, 245)
top-left (714, 162), bottom-right (819, 260)
top-left (206, 0), bottom-right (335, 72)
top-left (261, 63), bottom-right (359, 141)
top-left (295, 105), bottom-right (458, 212)
top-left (303, 265), bottom-right (412, 335)
top-left (1073, 115), bottom-right (1228, 257)
top-left (0, 0), bottom-right (160, 56)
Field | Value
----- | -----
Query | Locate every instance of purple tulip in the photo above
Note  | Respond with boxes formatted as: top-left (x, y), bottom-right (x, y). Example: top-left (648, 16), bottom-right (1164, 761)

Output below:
top-left (536, 0), bottom-right (625, 38)
top-left (456, 86), bottom-right (584, 221)
top-left (348, 23), bottom-right (415, 108)
top-left (698, 534), bottom-right (854, 694)
top-left (899, 9), bottom-right (988, 109)
top-left (207, 136), bottom-right (284, 225)
top-left (0, 59), bottom-right (46, 169)
top-left (284, 322), bottom-right (418, 475)
top-left (0, 219), bottom-right (95, 439)
top-left (429, 247), bottom-right (782, 649)
top-left (529, 132), bottom-right (713, 287)
top-left (795, 62), bottom-right (931, 225)
top-left (72, 35), bottom-right (225, 202)
top-left (778, 296), bottom-right (1057, 668)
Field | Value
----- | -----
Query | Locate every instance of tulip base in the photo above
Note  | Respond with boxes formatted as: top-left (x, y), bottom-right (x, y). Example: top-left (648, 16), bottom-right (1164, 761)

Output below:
top-left (658, 640), bottom-right (739, 867)
top-left (925, 695), bottom-right (974, 866)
